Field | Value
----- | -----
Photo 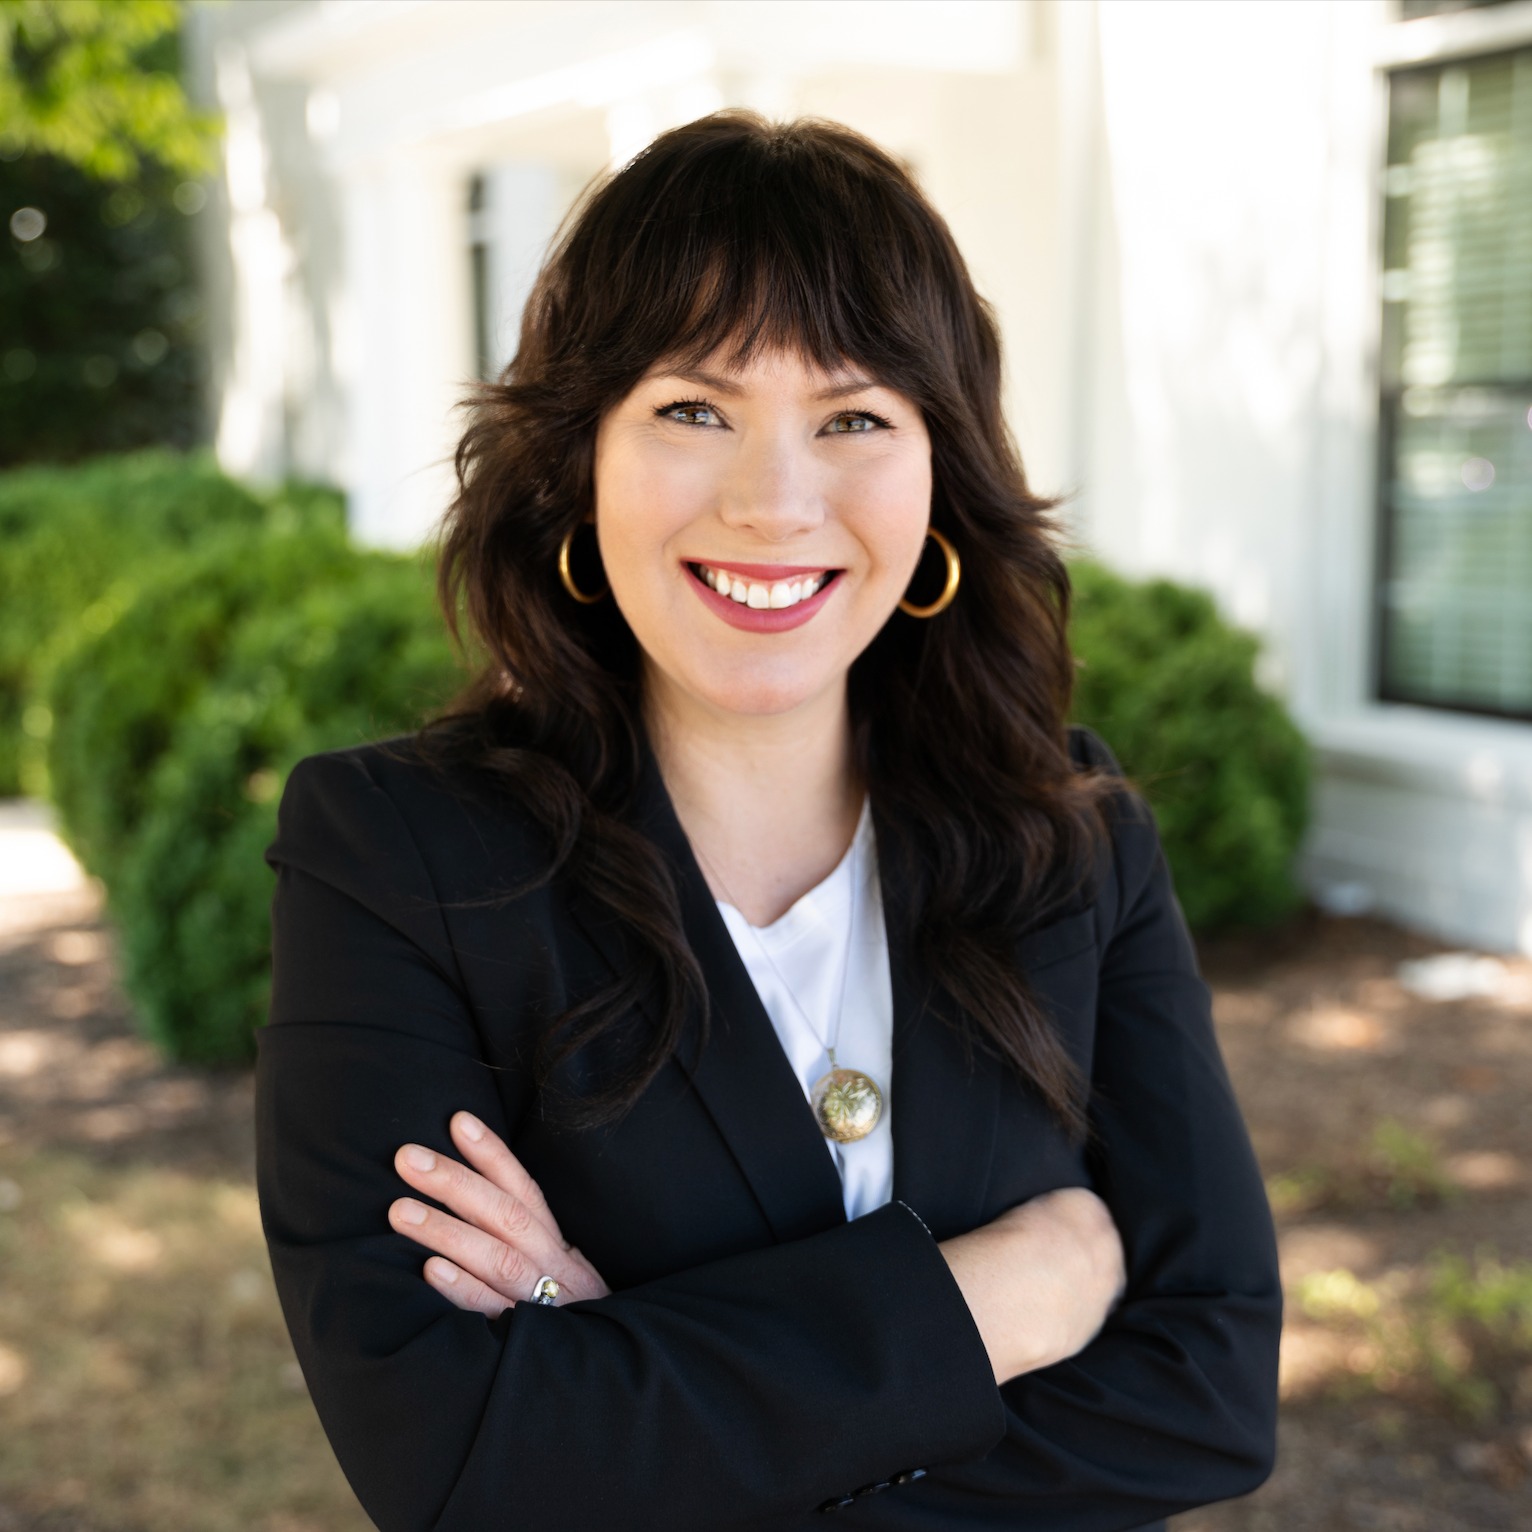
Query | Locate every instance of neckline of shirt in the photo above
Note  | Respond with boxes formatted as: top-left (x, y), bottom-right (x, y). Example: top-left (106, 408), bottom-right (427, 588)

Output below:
top-left (716, 795), bottom-right (874, 945)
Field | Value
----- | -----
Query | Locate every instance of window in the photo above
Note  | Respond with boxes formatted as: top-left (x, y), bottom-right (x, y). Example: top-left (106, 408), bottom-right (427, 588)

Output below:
top-left (1376, 46), bottom-right (1532, 720)
top-left (1397, 1), bottom-right (1515, 19)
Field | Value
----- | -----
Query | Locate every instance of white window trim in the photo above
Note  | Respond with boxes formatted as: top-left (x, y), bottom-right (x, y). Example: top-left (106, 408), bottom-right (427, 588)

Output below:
top-left (1376, 1), bottom-right (1532, 70)
top-left (1304, 0), bottom-right (1532, 793)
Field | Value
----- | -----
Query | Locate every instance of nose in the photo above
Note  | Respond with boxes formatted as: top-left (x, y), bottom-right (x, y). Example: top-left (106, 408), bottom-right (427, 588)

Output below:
top-left (715, 429), bottom-right (825, 544)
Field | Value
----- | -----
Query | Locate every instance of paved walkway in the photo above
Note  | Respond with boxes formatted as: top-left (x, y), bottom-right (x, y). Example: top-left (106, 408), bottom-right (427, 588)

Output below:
top-left (0, 798), bottom-right (98, 942)
top-left (0, 798), bottom-right (255, 1175)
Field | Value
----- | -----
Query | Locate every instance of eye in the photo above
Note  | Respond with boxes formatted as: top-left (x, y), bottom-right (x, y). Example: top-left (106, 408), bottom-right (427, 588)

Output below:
top-left (656, 399), bottom-right (722, 427)
top-left (824, 410), bottom-right (893, 435)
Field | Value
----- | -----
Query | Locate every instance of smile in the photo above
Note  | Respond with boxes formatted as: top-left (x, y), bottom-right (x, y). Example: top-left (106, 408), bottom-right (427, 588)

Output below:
top-left (683, 560), bottom-right (844, 633)
top-left (690, 562), bottom-right (833, 610)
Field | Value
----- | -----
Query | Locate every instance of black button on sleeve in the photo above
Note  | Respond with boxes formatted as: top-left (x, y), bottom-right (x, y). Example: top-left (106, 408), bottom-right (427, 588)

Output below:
top-left (890, 1467), bottom-right (928, 1484)
top-left (817, 1493), bottom-right (859, 1512)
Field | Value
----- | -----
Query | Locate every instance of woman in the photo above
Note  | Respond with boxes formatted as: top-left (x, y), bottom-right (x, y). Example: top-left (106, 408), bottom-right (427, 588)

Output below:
top-left (256, 112), bottom-right (1281, 1532)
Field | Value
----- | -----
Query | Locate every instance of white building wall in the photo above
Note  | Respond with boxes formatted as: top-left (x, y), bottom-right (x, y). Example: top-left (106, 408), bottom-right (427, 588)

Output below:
top-left (1058, 0), bottom-right (1532, 955)
top-left (1080, 1), bottom-right (1339, 677)
top-left (188, 0), bottom-right (1532, 955)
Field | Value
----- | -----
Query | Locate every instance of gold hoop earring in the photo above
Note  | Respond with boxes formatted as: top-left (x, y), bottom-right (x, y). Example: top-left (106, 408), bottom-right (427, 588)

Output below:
top-left (557, 523), bottom-right (608, 604)
top-left (898, 526), bottom-right (961, 618)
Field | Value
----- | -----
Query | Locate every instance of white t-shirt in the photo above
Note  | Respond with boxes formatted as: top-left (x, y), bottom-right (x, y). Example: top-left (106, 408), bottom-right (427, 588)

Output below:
top-left (715, 797), bottom-right (894, 1221)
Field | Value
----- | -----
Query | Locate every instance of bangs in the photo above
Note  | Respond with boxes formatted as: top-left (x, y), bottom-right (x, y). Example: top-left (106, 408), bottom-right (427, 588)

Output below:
top-left (650, 250), bottom-right (875, 382)
top-left (547, 115), bottom-right (958, 398)
top-left (635, 208), bottom-right (894, 382)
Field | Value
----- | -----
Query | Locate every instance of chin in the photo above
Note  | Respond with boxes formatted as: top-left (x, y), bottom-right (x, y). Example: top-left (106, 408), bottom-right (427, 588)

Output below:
top-left (691, 664), bottom-right (833, 719)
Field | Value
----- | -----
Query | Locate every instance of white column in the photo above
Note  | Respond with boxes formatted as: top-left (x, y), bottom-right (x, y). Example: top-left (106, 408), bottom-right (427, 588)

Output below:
top-left (213, 39), bottom-right (289, 484)
top-left (338, 153), bottom-right (474, 550)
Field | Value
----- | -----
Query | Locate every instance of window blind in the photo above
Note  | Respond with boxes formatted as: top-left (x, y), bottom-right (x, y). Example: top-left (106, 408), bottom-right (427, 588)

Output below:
top-left (1378, 47), bottom-right (1532, 719)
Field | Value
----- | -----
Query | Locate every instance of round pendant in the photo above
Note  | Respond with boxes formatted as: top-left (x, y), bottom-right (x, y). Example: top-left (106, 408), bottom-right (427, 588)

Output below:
top-left (810, 1067), bottom-right (884, 1144)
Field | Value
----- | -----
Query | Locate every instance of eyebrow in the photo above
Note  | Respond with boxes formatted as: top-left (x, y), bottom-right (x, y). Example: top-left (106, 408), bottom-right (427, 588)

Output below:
top-left (656, 367), bottom-right (883, 402)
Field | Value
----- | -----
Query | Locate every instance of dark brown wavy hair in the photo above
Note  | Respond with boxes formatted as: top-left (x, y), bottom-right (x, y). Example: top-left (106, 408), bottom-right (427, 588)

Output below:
top-left (406, 111), bottom-right (1121, 1143)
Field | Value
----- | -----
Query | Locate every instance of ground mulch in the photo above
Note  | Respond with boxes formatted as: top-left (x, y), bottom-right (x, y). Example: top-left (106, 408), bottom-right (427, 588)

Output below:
top-left (0, 874), bottom-right (1527, 1530)
top-left (1183, 910), bottom-right (1532, 1532)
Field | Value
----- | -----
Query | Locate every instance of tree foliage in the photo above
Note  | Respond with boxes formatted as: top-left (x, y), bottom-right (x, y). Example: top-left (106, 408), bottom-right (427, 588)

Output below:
top-left (0, 1), bottom-right (220, 465)
top-left (0, 0), bottom-right (217, 180)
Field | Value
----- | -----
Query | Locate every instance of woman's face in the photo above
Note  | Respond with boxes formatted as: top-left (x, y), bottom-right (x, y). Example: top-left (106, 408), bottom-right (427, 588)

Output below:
top-left (592, 346), bottom-right (933, 723)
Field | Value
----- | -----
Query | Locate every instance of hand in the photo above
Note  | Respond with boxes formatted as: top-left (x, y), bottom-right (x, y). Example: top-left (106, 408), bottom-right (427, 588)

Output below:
top-left (389, 1110), bottom-right (610, 1316)
top-left (939, 1186), bottom-right (1126, 1384)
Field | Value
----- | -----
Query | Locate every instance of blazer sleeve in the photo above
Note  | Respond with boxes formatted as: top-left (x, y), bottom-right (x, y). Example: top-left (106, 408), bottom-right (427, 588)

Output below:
top-left (254, 749), bottom-right (1006, 1532)
top-left (847, 724), bottom-right (1283, 1530)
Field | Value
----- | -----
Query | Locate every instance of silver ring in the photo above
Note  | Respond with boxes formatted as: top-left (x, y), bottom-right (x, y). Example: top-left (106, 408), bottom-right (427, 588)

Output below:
top-left (530, 1274), bottom-right (560, 1306)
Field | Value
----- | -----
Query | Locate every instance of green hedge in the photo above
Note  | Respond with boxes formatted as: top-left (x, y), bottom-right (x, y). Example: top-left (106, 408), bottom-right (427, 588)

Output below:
top-left (114, 554), bottom-right (461, 1064)
top-left (1067, 557), bottom-right (1311, 930)
top-left (0, 447), bottom-right (343, 796)
top-left (40, 521), bottom-right (364, 890)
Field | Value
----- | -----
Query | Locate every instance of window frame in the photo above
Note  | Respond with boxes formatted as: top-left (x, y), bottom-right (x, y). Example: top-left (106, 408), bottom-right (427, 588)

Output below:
top-left (1369, 1), bottom-right (1532, 723)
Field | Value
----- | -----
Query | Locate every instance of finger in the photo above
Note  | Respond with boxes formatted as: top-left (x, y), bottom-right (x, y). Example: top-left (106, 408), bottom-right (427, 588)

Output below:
top-left (389, 1195), bottom-right (543, 1301)
top-left (449, 1112), bottom-right (567, 1248)
top-left (389, 1195), bottom-right (606, 1304)
top-left (421, 1256), bottom-right (513, 1318)
top-left (393, 1143), bottom-right (572, 1282)
top-left (389, 1188), bottom-right (609, 1299)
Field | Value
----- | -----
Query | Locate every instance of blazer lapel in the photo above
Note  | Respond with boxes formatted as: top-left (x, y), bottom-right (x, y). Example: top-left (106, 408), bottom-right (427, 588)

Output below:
top-left (876, 808), bottom-right (1003, 1242)
top-left (567, 735), bottom-right (1077, 1250)
top-left (569, 738), bottom-right (848, 1245)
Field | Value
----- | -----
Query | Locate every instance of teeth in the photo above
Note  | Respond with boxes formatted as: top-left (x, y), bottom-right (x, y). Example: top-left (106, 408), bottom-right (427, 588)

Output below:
top-left (696, 565), bottom-right (828, 611)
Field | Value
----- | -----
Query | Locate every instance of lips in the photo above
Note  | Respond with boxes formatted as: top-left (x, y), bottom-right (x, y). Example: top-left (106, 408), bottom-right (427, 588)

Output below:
top-left (683, 560), bottom-right (843, 633)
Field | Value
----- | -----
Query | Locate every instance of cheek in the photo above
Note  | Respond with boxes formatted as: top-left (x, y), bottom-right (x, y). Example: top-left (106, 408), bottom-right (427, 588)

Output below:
top-left (848, 454), bottom-right (933, 582)
top-left (595, 441), bottom-right (715, 552)
top-left (594, 457), bottom-right (690, 587)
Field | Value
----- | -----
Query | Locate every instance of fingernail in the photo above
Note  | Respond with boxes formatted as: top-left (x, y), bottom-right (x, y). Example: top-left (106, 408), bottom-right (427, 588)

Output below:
top-left (395, 1200), bottom-right (427, 1225)
top-left (404, 1145), bottom-right (436, 1171)
top-left (455, 1113), bottom-right (484, 1142)
top-left (430, 1260), bottom-right (458, 1284)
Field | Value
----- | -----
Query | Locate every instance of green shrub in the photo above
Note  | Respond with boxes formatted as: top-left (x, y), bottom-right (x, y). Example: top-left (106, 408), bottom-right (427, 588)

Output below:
top-left (39, 520), bottom-right (361, 888)
top-left (1067, 558), bottom-right (1311, 930)
top-left (114, 553), bottom-right (462, 1065)
top-left (1294, 1246), bottom-right (1532, 1424)
top-left (0, 447), bottom-right (344, 795)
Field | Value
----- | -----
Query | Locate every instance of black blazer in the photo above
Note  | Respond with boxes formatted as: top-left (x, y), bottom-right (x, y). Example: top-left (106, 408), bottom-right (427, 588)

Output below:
top-left (255, 723), bottom-right (1281, 1532)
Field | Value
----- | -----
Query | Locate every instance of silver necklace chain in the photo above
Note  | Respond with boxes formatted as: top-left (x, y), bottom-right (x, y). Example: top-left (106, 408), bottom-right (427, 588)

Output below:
top-left (693, 801), bottom-right (886, 1145)
top-left (700, 805), bottom-right (863, 1068)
